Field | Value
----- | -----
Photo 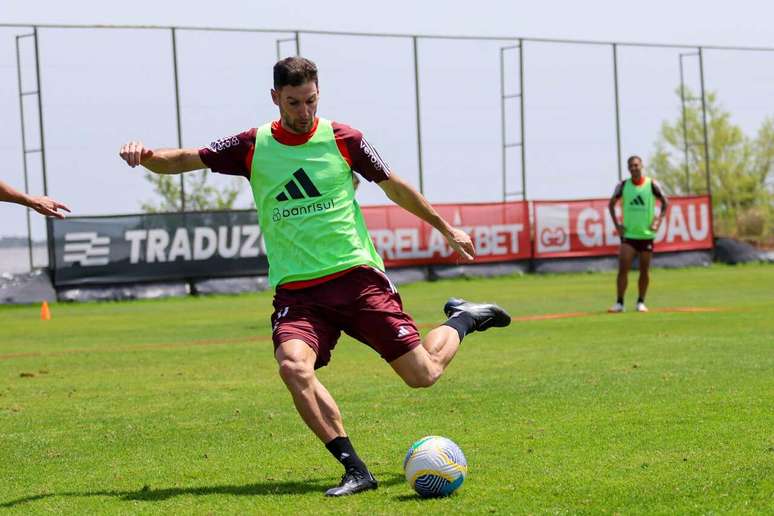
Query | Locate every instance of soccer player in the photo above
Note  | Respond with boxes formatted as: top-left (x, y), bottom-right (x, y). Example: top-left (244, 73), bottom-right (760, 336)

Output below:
top-left (0, 179), bottom-right (70, 218)
top-left (119, 57), bottom-right (511, 497)
top-left (607, 156), bottom-right (668, 313)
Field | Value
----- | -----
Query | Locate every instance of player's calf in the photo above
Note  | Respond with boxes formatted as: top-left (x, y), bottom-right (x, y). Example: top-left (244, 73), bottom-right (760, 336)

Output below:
top-left (390, 346), bottom-right (443, 388)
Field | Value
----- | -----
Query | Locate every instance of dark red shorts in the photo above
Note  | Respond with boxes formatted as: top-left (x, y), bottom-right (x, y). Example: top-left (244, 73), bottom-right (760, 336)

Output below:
top-left (271, 267), bottom-right (422, 369)
top-left (622, 238), bottom-right (654, 253)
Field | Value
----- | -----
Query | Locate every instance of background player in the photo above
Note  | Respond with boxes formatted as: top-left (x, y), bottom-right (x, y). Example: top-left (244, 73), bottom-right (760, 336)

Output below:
top-left (608, 155), bottom-right (669, 313)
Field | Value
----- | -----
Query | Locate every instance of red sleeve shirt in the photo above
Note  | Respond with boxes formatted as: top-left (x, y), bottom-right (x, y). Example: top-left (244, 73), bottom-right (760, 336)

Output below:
top-left (198, 118), bottom-right (391, 183)
top-left (198, 129), bottom-right (258, 178)
top-left (612, 180), bottom-right (625, 199)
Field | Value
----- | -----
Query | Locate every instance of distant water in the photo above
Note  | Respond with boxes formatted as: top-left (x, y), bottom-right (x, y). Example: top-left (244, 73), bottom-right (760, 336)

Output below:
top-left (0, 246), bottom-right (48, 274)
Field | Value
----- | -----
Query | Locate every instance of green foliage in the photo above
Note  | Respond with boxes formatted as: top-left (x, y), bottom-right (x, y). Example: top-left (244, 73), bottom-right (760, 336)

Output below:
top-left (1, 265), bottom-right (773, 513)
top-left (141, 170), bottom-right (243, 213)
top-left (650, 88), bottom-right (774, 240)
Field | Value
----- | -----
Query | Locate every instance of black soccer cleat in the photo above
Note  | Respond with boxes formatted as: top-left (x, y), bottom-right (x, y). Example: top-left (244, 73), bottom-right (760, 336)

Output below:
top-left (444, 297), bottom-right (512, 332)
top-left (324, 469), bottom-right (378, 497)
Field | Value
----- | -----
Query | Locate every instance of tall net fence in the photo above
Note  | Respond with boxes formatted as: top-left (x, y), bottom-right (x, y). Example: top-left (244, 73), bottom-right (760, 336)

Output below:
top-left (1, 25), bottom-right (773, 272)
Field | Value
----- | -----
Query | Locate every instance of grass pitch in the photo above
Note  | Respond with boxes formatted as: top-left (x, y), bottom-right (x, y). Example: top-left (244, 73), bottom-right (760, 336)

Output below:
top-left (1, 264), bottom-right (773, 514)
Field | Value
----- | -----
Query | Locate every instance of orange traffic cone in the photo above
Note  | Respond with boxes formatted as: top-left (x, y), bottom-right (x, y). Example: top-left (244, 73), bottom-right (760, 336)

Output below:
top-left (41, 301), bottom-right (51, 321)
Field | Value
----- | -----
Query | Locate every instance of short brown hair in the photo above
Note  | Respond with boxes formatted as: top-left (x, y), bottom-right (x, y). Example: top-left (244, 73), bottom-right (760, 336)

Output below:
top-left (627, 155), bottom-right (642, 165)
top-left (273, 57), bottom-right (318, 90)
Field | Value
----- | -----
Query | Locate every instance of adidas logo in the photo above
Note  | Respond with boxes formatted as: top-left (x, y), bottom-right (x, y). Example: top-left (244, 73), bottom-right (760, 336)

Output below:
top-left (275, 168), bottom-right (321, 201)
top-left (629, 195), bottom-right (645, 206)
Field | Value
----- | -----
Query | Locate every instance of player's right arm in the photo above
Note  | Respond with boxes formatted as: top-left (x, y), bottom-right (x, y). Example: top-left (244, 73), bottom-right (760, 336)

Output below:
top-left (608, 181), bottom-right (625, 236)
top-left (119, 141), bottom-right (205, 174)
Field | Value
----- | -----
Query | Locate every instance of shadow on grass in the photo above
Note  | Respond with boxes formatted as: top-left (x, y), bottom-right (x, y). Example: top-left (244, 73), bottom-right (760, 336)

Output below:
top-left (394, 493), bottom-right (423, 502)
top-left (0, 473), bottom-right (405, 508)
top-left (393, 493), bottom-right (458, 502)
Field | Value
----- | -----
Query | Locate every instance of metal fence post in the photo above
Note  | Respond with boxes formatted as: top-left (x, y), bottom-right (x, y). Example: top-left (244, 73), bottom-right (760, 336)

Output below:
top-left (15, 33), bottom-right (35, 271)
top-left (32, 27), bottom-right (55, 275)
top-left (612, 43), bottom-right (622, 182)
top-left (499, 45), bottom-right (507, 201)
top-left (499, 41), bottom-right (526, 202)
top-left (518, 38), bottom-right (526, 202)
top-left (679, 54), bottom-right (691, 193)
top-left (171, 28), bottom-right (186, 211)
top-left (698, 47), bottom-right (711, 197)
top-left (412, 36), bottom-right (424, 195)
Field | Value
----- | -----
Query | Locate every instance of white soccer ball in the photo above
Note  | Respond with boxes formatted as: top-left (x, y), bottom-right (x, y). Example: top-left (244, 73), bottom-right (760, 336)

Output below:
top-left (403, 435), bottom-right (467, 497)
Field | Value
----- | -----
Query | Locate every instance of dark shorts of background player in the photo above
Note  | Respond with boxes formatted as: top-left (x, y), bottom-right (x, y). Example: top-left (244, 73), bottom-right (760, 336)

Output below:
top-left (271, 267), bottom-right (422, 369)
top-left (621, 237), bottom-right (654, 253)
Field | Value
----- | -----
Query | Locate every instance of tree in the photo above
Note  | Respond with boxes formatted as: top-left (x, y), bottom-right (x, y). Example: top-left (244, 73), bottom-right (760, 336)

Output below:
top-left (141, 170), bottom-right (244, 213)
top-left (649, 88), bottom-right (774, 240)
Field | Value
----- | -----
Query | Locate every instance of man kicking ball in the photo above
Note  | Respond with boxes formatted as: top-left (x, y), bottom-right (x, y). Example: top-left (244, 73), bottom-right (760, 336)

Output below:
top-left (119, 57), bottom-right (511, 496)
top-left (607, 155), bottom-right (668, 313)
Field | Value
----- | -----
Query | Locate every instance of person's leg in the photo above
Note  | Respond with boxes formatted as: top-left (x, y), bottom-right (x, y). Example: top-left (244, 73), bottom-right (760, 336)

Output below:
top-left (345, 268), bottom-right (510, 389)
top-left (637, 250), bottom-right (653, 307)
top-left (271, 274), bottom-right (378, 496)
top-left (389, 326), bottom-right (459, 388)
top-left (275, 339), bottom-right (345, 443)
top-left (275, 338), bottom-right (376, 496)
top-left (615, 243), bottom-right (636, 306)
top-left (390, 301), bottom-right (510, 388)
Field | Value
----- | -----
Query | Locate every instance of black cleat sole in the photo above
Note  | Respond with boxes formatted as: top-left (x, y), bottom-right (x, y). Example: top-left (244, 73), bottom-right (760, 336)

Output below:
top-left (444, 297), bottom-right (511, 332)
top-left (324, 472), bottom-right (378, 497)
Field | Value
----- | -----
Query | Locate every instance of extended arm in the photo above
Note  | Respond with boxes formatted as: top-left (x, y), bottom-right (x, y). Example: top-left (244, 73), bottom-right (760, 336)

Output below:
top-left (0, 180), bottom-right (70, 218)
top-left (119, 141), bottom-right (205, 174)
top-left (378, 173), bottom-right (474, 261)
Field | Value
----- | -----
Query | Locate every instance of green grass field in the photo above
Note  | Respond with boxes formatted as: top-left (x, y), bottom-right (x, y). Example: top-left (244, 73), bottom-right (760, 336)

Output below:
top-left (1, 264), bottom-right (773, 514)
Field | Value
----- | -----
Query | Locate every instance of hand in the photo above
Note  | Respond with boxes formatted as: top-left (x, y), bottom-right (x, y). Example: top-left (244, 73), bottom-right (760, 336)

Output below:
top-left (29, 196), bottom-right (71, 219)
top-left (445, 227), bottom-right (475, 262)
top-left (650, 219), bottom-right (662, 232)
top-left (615, 223), bottom-right (625, 236)
top-left (119, 141), bottom-right (154, 168)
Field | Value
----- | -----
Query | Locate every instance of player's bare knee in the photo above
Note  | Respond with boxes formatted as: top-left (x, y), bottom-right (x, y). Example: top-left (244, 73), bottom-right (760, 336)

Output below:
top-left (278, 357), bottom-right (312, 385)
top-left (403, 375), bottom-right (430, 389)
top-left (403, 366), bottom-right (441, 389)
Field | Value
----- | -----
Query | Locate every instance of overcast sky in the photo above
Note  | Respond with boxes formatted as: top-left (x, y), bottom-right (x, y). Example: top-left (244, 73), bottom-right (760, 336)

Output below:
top-left (2, 0), bottom-right (774, 242)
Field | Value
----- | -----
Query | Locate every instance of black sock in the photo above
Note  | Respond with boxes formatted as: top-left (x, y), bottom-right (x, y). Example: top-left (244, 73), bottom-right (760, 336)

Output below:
top-left (325, 436), bottom-right (368, 473)
top-left (443, 312), bottom-right (477, 342)
top-left (637, 297), bottom-right (644, 304)
top-left (617, 297), bottom-right (624, 304)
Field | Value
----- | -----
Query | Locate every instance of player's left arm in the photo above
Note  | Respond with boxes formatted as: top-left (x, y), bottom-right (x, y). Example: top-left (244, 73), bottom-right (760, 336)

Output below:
top-left (378, 174), bottom-right (474, 261)
top-left (651, 179), bottom-right (669, 231)
top-left (336, 122), bottom-right (473, 260)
